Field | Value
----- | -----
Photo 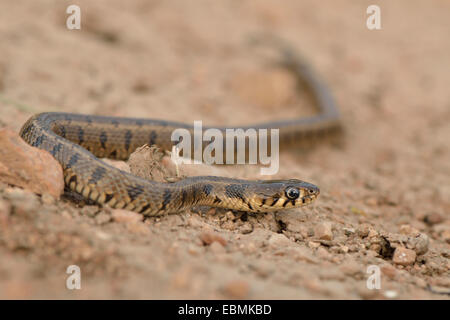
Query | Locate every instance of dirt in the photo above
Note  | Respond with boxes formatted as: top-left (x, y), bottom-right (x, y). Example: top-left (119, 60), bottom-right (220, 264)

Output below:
top-left (0, 0), bottom-right (449, 299)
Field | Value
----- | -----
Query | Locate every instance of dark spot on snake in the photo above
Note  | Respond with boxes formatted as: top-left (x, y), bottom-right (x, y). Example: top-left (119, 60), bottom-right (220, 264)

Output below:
top-left (291, 199), bottom-right (296, 206)
top-left (104, 193), bottom-right (114, 204)
top-left (139, 204), bottom-right (151, 213)
top-left (100, 131), bottom-right (107, 149)
top-left (88, 166), bottom-right (107, 185)
top-left (109, 150), bottom-right (117, 158)
top-left (21, 124), bottom-right (31, 137)
top-left (78, 126), bottom-right (84, 144)
top-left (302, 198), bottom-right (306, 204)
top-left (261, 198), bottom-right (266, 206)
top-left (283, 199), bottom-right (289, 207)
top-left (203, 184), bottom-right (213, 196)
top-left (149, 131), bottom-right (157, 146)
top-left (68, 174), bottom-right (77, 185)
top-left (59, 125), bottom-right (66, 138)
top-left (180, 190), bottom-right (187, 208)
top-left (271, 197), bottom-right (280, 206)
top-left (225, 184), bottom-right (248, 204)
top-left (50, 143), bottom-right (63, 157)
top-left (126, 185), bottom-right (144, 201)
top-left (32, 135), bottom-right (45, 147)
top-left (124, 130), bottom-right (133, 151)
top-left (160, 189), bottom-right (172, 211)
top-left (213, 196), bottom-right (222, 204)
top-left (66, 153), bottom-right (80, 169)
top-left (247, 201), bottom-right (254, 211)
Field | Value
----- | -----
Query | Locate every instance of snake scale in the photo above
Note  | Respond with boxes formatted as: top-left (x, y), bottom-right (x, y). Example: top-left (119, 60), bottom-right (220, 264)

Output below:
top-left (19, 39), bottom-right (341, 216)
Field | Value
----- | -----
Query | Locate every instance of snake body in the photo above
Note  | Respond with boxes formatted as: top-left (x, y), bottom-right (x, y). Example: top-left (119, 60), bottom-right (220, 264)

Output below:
top-left (19, 40), bottom-right (341, 216)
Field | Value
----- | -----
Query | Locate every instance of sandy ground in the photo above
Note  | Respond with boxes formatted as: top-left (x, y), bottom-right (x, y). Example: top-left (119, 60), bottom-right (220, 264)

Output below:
top-left (0, 0), bottom-right (449, 299)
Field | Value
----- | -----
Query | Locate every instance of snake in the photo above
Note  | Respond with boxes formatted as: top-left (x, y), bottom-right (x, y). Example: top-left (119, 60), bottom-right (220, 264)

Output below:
top-left (19, 38), bottom-right (341, 216)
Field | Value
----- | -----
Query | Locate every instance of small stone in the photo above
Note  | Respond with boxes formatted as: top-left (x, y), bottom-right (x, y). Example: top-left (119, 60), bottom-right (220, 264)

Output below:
top-left (340, 245), bottom-right (349, 253)
top-left (380, 264), bottom-right (397, 279)
top-left (383, 290), bottom-right (398, 299)
top-left (393, 247), bottom-right (416, 266)
top-left (369, 243), bottom-right (381, 254)
top-left (95, 212), bottom-right (111, 225)
top-left (423, 212), bottom-right (444, 226)
top-left (81, 205), bottom-right (100, 217)
top-left (343, 227), bottom-right (356, 236)
top-left (239, 223), bottom-right (253, 234)
top-left (126, 222), bottom-right (150, 235)
top-left (308, 241), bottom-right (321, 249)
top-left (316, 247), bottom-right (330, 259)
top-left (41, 193), bottom-right (56, 205)
top-left (199, 231), bottom-right (227, 246)
top-left (268, 233), bottom-right (291, 247)
top-left (367, 229), bottom-right (379, 239)
top-left (357, 224), bottom-right (371, 237)
top-left (314, 222), bottom-right (333, 241)
top-left (111, 209), bottom-right (144, 224)
top-left (222, 280), bottom-right (249, 299)
top-left (399, 224), bottom-right (419, 236)
top-left (406, 233), bottom-right (429, 255)
top-left (0, 128), bottom-right (64, 198)
top-left (339, 260), bottom-right (361, 276)
top-left (209, 241), bottom-right (226, 254)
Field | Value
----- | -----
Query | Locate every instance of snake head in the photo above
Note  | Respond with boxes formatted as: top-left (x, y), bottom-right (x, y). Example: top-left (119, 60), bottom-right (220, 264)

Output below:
top-left (251, 179), bottom-right (320, 212)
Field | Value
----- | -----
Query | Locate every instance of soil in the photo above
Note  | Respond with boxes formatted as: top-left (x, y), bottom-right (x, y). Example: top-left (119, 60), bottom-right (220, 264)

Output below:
top-left (0, 0), bottom-right (449, 299)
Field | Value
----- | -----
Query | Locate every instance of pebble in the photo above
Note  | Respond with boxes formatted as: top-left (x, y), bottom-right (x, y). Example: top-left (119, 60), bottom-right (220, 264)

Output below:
top-left (423, 212), bottom-right (444, 226)
top-left (222, 280), bottom-right (250, 299)
top-left (239, 223), bottom-right (253, 234)
top-left (392, 247), bottom-right (416, 266)
top-left (41, 193), bottom-right (56, 205)
top-left (314, 222), bottom-right (333, 241)
top-left (111, 209), bottom-right (144, 224)
top-left (209, 241), bottom-right (226, 254)
top-left (308, 241), bottom-right (321, 249)
top-left (343, 227), bottom-right (356, 236)
top-left (199, 231), bottom-right (227, 246)
top-left (399, 224), bottom-right (419, 236)
top-left (357, 224), bottom-right (371, 238)
top-left (95, 212), bottom-right (112, 225)
top-left (380, 264), bottom-right (397, 279)
top-left (0, 128), bottom-right (64, 198)
top-left (126, 221), bottom-right (150, 235)
top-left (81, 205), bottom-right (100, 218)
top-left (268, 233), bottom-right (291, 247)
top-left (406, 233), bottom-right (429, 255)
top-left (339, 260), bottom-right (361, 277)
top-left (383, 290), bottom-right (398, 299)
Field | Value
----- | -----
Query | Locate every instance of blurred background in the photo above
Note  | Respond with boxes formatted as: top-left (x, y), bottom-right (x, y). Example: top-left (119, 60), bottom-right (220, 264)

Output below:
top-left (0, 0), bottom-right (448, 299)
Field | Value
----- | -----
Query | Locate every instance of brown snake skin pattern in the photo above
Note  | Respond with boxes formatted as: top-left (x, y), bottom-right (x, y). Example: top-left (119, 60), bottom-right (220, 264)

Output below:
top-left (19, 40), bottom-right (341, 216)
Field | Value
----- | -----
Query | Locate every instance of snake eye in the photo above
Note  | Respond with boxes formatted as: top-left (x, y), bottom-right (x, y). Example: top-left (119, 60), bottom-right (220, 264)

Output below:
top-left (308, 189), bottom-right (315, 194)
top-left (285, 187), bottom-right (300, 200)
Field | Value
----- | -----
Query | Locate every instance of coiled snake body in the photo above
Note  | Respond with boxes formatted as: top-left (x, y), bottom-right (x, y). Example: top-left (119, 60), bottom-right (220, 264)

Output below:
top-left (19, 40), bottom-right (341, 216)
